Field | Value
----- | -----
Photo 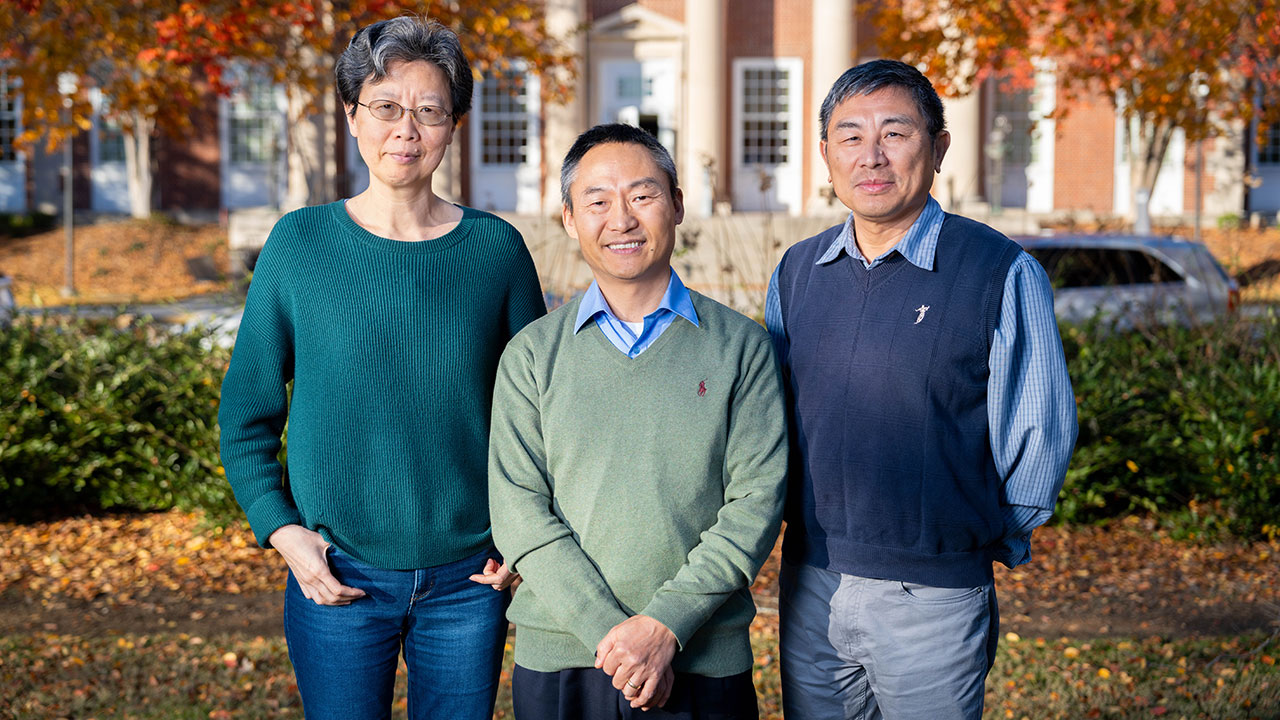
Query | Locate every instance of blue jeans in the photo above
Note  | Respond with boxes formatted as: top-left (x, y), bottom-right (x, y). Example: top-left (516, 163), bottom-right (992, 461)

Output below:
top-left (779, 560), bottom-right (998, 720)
top-left (284, 545), bottom-right (509, 720)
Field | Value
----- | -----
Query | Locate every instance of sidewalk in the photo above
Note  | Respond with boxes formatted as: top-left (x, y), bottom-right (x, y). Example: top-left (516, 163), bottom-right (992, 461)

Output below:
top-left (17, 291), bottom-right (245, 344)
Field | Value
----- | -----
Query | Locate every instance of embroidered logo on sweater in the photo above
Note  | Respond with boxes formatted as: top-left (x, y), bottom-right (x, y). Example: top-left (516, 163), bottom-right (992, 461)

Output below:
top-left (698, 380), bottom-right (707, 397)
top-left (914, 305), bottom-right (931, 324)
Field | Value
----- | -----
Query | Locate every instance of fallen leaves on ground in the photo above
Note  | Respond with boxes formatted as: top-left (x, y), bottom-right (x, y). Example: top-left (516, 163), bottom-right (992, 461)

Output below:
top-left (752, 515), bottom-right (1279, 637)
top-left (3, 628), bottom-right (518, 719)
top-left (4, 624), bottom-right (1276, 720)
top-left (993, 516), bottom-right (1280, 635)
top-left (3, 511), bottom-right (1279, 718)
top-left (4, 511), bottom-right (1276, 640)
top-left (0, 511), bottom-right (283, 607)
top-left (0, 218), bottom-right (230, 306)
top-left (1195, 226), bottom-right (1280, 303)
top-left (2, 632), bottom-right (301, 719)
top-left (982, 631), bottom-right (1280, 720)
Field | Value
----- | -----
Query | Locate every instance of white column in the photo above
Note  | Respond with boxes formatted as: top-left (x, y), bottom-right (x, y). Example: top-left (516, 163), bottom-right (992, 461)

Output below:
top-left (542, 0), bottom-right (588, 213)
top-left (684, 0), bottom-right (725, 217)
top-left (938, 92), bottom-right (982, 212)
top-left (432, 137), bottom-right (461, 204)
top-left (808, 0), bottom-right (854, 212)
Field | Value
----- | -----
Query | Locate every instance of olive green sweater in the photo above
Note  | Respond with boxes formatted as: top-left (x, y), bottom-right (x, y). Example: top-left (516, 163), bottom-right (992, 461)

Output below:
top-left (218, 202), bottom-right (545, 569)
top-left (488, 292), bottom-right (787, 677)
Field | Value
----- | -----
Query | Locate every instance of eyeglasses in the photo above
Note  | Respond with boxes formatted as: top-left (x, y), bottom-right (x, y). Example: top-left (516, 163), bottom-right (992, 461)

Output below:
top-left (357, 99), bottom-right (453, 127)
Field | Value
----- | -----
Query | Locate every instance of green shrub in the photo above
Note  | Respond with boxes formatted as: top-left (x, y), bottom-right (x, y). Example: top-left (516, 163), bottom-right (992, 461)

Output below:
top-left (0, 315), bottom-right (237, 519)
top-left (1061, 311), bottom-right (1280, 538)
top-left (3, 308), bottom-right (1278, 539)
top-left (0, 211), bottom-right (57, 238)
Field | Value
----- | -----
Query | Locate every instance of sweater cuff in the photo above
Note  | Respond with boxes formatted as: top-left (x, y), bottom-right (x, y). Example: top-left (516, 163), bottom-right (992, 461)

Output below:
top-left (245, 490), bottom-right (303, 548)
top-left (640, 591), bottom-right (718, 651)
top-left (582, 610), bottom-right (631, 653)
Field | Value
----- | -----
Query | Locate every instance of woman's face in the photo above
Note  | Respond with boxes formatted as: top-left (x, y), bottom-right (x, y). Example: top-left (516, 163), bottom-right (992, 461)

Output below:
top-left (346, 60), bottom-right (455, 192)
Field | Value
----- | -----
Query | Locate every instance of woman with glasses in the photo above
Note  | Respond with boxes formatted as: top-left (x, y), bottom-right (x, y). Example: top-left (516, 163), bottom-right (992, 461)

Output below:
top-left (218, 16), bottom-right (545, 720)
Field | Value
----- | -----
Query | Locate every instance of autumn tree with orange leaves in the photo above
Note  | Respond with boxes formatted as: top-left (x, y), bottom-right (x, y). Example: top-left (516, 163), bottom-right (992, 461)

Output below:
top-left (866, 0), bottom-right (1280, 226)
top-left (0, 0), bottom-right (573, 218)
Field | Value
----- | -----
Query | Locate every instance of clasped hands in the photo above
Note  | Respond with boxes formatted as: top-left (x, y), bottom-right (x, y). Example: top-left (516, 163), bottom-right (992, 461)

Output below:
top-left (595, 615), bottom-right (678, 711)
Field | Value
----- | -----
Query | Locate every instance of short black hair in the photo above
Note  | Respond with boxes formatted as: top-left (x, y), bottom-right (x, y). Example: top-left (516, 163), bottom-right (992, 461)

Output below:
top-left (819, 59), bottom-right (946, 141)
top-left (560, 124), bottom-right (678, 209)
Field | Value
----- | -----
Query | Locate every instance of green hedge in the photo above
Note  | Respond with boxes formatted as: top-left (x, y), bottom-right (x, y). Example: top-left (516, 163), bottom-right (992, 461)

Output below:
top-left (0, 315), bottom-right (236, 520)
top-left (0, 211), bottom-right (57, 239)
top-left (1060, 311), bottom-right (1280, 538)
top-left (2, 311), bottom-right (1278, 537)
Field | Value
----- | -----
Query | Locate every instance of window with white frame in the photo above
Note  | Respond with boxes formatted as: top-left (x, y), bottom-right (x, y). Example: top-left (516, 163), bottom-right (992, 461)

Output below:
top-left (479, 70), bottom-right (532, 166)
top-left (994, 87), bottom-right (1035, 166)
top-left (469, 65), bottom-right (540, 213)
top-left (229, 77), bottom-right (280, 164)
top-left (95, 100), bottom-right (126, 164)
top-left (1260, 123), bottom-right (1280, 165)
top-left (739, 66), bottom-right (793, 166)
top-left (732, 58), bottom-right (803, 212)
top-left (615, 74), bottom-right (653, 105)
top-left (0, 69), bottom-right (17, 163)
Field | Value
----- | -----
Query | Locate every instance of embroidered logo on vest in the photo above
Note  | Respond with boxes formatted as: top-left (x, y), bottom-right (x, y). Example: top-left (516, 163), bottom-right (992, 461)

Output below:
top-left (914, 305), bottom-right (931, 324)
top-left (698, 380), bottom-right (707, 397)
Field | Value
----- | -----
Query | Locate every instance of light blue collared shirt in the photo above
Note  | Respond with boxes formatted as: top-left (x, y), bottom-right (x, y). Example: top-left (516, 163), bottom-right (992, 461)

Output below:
top-left (575, 268), bottom-right (699, 358)
top-left (765, 196), bottom-right (1078, 568)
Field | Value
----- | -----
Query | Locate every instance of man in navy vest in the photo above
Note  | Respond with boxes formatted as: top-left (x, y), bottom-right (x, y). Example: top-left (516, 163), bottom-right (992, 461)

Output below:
top-left (765, 60), bottom-right (1077, 719)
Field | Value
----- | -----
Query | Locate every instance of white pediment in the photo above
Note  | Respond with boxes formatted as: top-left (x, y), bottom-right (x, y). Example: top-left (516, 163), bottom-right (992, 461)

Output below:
top-left (591, 3), bottom-right (686, 41)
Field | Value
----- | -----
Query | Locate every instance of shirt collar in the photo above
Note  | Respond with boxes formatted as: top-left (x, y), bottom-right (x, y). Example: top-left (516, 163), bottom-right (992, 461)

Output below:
top-left (815, 196), bottom-right (945, 271)
top-left (573, 268), bottom-right (699, 333)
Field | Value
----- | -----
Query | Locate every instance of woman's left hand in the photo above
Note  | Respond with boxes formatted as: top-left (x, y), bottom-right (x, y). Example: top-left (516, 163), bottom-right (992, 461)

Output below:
top-left (468, 557), bottom-right (521, 591)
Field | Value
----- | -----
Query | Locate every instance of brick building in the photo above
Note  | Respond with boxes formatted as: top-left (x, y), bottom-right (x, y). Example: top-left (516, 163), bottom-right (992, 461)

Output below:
top-left (2, 0), bottom-right (1278, 223)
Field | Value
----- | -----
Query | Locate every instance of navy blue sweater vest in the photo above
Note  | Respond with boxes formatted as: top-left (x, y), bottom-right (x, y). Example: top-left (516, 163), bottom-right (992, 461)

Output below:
top-left (777, 214), bottom-right (1022, 587)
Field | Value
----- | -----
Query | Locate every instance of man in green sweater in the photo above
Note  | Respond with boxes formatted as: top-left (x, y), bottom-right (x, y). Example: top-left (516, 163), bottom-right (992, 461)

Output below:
top-left (488, 123), bottom-right (787, 720)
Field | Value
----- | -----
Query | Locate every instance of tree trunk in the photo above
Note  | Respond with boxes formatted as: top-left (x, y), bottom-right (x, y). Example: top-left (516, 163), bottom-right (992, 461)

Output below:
top-left (284, 21), bottom-right (337, 210)
top-left (123, 112), bottom-right (155, 219)
top-left (1127, 116), bottom-right (1176, 234)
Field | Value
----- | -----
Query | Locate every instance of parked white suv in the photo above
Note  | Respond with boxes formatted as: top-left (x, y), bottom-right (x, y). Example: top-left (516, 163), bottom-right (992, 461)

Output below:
top-left (1015, 235), bottom-right (1239, 327)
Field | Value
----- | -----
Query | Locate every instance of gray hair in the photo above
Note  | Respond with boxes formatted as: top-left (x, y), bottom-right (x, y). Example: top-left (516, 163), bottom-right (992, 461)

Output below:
top-left (336, 16), bottom-right (473, 124)
top-left (819, 59), bottom-right (946, 141)
top-left (560, 123), bottom-right (679, 209)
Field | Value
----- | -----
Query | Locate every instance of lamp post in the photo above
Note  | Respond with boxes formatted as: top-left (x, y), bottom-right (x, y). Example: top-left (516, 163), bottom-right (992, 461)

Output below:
top-left (57, 72), bottom-right (77, 298)
top-left (1191, 71), bottom-right (1210, 244)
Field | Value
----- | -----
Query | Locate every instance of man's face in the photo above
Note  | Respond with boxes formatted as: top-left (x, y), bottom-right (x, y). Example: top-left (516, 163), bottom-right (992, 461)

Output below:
top-left (562, 142), bottom-right (684, 290)
top-left (821, 86), bottom-right (950, 232)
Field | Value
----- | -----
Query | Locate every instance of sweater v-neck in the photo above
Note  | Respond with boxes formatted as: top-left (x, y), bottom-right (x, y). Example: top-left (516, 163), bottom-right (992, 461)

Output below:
top-left (578, 296), bottom-right (700, 369)
top-left (842, 250), bottom-right (913, 292)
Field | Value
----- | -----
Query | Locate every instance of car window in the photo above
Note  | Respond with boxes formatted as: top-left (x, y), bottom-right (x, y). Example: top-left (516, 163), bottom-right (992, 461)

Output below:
top-left (1026, 248), bottom-right (1183, 289)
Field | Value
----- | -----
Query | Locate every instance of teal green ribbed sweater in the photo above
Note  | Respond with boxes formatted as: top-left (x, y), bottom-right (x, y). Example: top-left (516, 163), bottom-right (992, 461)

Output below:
top-left (219, 201), bottom-right (546, 570)
top-left (488, 292), bottom-right (788, 677)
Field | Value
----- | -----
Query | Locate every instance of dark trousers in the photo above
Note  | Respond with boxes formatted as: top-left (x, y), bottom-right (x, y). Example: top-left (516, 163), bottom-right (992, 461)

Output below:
top-left (512, 664), bottom-right (758, 720)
